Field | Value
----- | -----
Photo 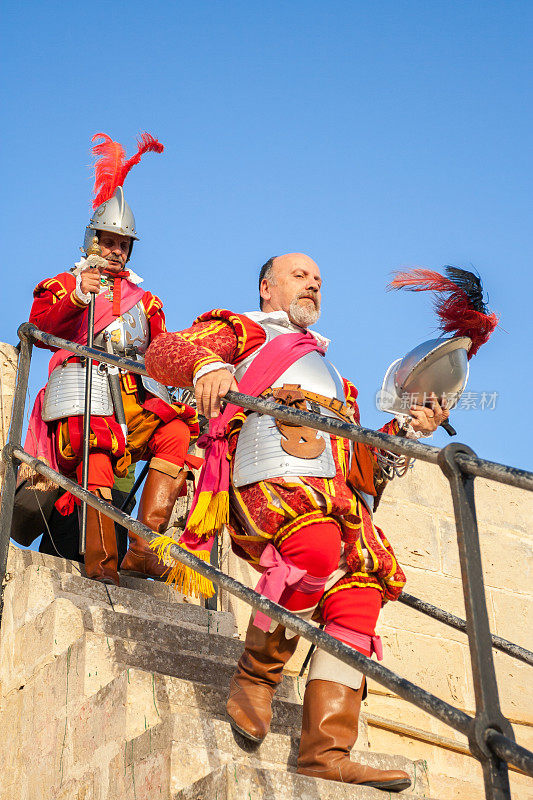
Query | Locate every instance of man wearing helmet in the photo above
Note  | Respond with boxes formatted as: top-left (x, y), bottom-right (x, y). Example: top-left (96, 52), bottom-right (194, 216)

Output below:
top-left (144, 252), bottom-right (448, 793)
top-left (25, 133), bottom-right (199, 587)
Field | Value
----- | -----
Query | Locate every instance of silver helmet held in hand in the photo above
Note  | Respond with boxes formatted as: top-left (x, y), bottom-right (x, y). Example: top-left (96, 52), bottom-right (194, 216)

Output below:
top-left (82, 187), bottom-right (138, 258)
top-left (378, 336), bottom-right (472, 416)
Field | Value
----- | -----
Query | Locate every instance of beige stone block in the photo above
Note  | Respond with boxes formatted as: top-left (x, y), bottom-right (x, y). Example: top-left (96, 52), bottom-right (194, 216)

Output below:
top-left (366, 724), bottom-right (487, 800)
top-left (376, 623), bottom-right (474, 709)
top-left (393, 565), bottom-right (466, 617)
top-left (3, 565), bottom-right (57, 629)
top-left (489, 589), bottom-right (533, 651)
top-left (364, 691), bottom-right (469, 746)
top-left (474, 476), bottom-right (532, 535)
top-left (1, 598), bottom-right (84, 694)
top-left (374, 499), bottom-right (441, 572)
top-left (113, 744), bottom-right (172, 800)
top-left (439, 516), bottom-right (532, 592)
top-left (493, 649), bottom-right (533, 725)
top-left (381, 459), bottom-right (454, 515)
top-left (396, 564), bottom-right (500, 629)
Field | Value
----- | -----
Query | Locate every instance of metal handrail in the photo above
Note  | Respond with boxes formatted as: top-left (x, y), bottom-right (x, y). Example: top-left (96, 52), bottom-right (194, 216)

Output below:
top-left (18, 324), bottom-right (533, 664)
top-left (4, 446), bottom-right (533, 781)
top-left (20, 323), bottom-right (533, 492)
top-left (0, 322), bottom-right (531, 800)
top-left (397, 593), bottom-right (533, 667)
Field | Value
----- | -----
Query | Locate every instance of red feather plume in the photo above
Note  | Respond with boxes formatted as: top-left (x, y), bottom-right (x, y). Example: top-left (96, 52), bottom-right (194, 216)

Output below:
top-left (91, 132), bottom-right (164, 210)
top-left (389, 267), bottom-right (498, 358)
top-left (91, 133), bottom-right (125, 209)
top-left (119, 133), bottom-right (164, 187)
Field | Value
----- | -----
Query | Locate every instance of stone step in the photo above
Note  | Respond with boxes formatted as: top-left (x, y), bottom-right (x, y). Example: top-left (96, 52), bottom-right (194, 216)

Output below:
top-left (7, 543), bottom-right (190, 605)
top-left (2, 645), bottom-right (430, 800)
top-left (6, 554), bottom-right (237, 638)
top-left (173, 763), bottom-right (439, 800)
top-left (72, 666), bottom-right (425, 798)
top-left (1, 592), bottom-right (308, 737)
top-left (125, 708), bottom-right (429, 797)
top-left (2, 566), bottom-right (307, 708)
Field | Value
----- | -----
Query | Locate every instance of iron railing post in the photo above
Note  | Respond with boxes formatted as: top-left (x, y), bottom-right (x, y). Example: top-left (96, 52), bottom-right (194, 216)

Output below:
top-left (438, 443), bottom-right (515, 800)
top-left (0, 330), bottom-right (33, 608)
top-left (204, 534), bottom-right (219, 611)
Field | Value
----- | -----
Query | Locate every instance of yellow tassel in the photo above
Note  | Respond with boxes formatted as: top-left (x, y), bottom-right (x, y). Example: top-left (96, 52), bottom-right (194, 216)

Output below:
top-left (149, 534), bottom-right (215, 599)
top-left (186, 489), bottom-right (229, 538)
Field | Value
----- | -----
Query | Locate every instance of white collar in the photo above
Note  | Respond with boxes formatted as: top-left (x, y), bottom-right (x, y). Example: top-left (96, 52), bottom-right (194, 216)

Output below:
top-left (243, 309), bottom-right (330, 352)
top-left (71, 260), bottom-right (144, 285)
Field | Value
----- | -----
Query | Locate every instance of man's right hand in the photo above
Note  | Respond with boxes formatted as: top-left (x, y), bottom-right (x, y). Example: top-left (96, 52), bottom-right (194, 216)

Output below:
top-left (80, 267), bottom-right (102, 295)
top-left (195, 368), bottom-right (238, 419)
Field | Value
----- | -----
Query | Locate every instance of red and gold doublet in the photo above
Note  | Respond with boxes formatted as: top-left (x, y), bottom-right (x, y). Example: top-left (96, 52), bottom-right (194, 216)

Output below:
top-left (30, 271), bottom-right (198, 484)
top-left (146, 310), bottom-right (406, 604)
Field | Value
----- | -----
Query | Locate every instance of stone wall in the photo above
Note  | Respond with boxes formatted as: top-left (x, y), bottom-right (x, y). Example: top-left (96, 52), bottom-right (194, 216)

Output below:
top-left (219, 458), bottom-right (533, 799)
top-left (0, 342), bottom-right (18, 488)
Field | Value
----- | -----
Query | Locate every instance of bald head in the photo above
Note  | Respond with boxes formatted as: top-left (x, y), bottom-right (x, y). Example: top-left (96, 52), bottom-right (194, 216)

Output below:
top-left (259, 252), bottom-right (322, 327)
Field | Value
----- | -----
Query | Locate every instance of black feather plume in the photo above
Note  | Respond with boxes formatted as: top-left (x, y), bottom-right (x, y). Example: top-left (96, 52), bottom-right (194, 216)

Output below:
top-left (444, 267), bottom-right (489, 314)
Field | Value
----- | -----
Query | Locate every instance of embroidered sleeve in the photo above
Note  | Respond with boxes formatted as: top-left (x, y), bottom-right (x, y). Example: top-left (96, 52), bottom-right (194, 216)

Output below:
top-left (145, 309), bottom-right (266, 388)
top-left (29, 273), bottom-right (86, 347)
top-left (143, 292), bottom-right (167, 340)
top-left (342, 377), bottom-right (361, 424)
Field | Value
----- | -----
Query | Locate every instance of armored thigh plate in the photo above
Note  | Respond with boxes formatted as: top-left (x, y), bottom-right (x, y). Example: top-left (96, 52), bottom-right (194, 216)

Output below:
top-left (42, 363), bottom-right (113, 421)
top-left (136, 357), bottom-right (172, 404)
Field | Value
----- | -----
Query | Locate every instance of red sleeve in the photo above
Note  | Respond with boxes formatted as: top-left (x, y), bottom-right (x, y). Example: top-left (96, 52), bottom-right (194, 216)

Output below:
top-left (29, 272), bottom-right (87, 349)
top-left (342, 376), bottom-right (400, 436)
top-left (145, 309), bottom-right (266, 387)
top-left (142, 291), bottom-right (167, 341)
top-left (379, 418), bottom-right (401, 437)
top-left (342, 377), bottom-right (361, 424)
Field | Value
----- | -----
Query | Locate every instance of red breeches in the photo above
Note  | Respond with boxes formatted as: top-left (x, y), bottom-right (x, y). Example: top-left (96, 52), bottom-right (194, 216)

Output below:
top-left (274, 517), bottom-right (382, 654)
top-left (322, 587), bottom-right (382, 654)
top-left (278, 519), bottom-right (342, 611)
top-left (73, 417), bottom-right (191, 490)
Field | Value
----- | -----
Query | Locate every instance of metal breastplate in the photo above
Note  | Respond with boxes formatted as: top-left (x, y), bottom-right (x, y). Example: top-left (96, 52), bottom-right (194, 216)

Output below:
top-left (233, 322), bottom-right (345, 487)
top-left (42, 362), bottom-right (113, 421)
top-left (93, 301), bottom-right (150, 356)
top-left (94, 301), bottom-right (171, 404)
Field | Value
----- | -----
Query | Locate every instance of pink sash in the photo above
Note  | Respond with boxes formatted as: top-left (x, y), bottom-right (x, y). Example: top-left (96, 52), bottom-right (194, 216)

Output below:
top-left (47, 281), bottom-right (145, 375)
top-left (24, 279), bottom-right (145, 469)
top-left (179, 330), bottom-right (325, 550)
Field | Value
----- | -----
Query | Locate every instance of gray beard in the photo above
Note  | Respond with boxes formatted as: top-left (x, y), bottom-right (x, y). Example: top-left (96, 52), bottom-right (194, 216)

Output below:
top-left (289, 297), bottom-right (321, 327)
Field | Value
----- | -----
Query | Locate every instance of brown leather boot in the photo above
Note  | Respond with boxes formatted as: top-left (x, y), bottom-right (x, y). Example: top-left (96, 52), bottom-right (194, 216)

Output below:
top-left (226, 618), bottom-right (299, 742)
top-left (297, 679), bottom-right (411, 792)
top-left (120, 468), bottom-right (186, 580)
top-left (84, 489), bottom-right (120, 586)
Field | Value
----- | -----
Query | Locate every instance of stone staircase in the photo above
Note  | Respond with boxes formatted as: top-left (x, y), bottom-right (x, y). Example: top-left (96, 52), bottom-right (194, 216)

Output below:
top-left (0, 545), bottom-right (438, 799)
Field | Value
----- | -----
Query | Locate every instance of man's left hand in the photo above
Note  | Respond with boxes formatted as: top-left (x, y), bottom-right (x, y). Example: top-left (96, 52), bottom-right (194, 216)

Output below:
top-left (409, 393), bottom-right (449, 436)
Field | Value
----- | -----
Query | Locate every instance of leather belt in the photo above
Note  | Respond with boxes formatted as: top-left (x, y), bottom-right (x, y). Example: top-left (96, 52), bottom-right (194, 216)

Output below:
top-left (261, 385), bottom-right (354, 423)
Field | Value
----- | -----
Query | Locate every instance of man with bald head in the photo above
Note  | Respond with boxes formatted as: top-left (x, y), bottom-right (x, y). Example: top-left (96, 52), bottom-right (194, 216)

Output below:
top-left (145, 253), bottom-right (447, 792)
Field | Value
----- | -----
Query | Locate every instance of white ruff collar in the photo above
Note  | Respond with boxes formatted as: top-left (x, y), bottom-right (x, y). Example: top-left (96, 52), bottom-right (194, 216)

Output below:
top-left (243, 309), bottom-right (330, 352)
top-left (71, 260), bottom-right (144, 285)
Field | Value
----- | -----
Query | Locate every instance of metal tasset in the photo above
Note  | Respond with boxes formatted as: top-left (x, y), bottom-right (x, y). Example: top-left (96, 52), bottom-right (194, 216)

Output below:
top-left (0, 323), bottom-right (532, 800)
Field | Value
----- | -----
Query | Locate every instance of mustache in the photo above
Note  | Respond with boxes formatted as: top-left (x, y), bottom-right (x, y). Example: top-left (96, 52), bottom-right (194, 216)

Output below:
top-left (296, 290), bottom-right (319, 307)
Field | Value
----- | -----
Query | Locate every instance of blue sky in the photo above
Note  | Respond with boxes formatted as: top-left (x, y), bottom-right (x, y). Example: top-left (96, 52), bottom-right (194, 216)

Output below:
top-left (1, 1), bottom-right (532, 470)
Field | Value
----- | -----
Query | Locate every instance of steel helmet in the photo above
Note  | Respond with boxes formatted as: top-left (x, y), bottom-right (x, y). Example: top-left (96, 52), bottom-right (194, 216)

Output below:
top-left (380, 266), bottom-right (498, 424)
top-left (378, 335), bottom-right (471, 415)
top-left (81, 132), bottom-right (164, 259)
